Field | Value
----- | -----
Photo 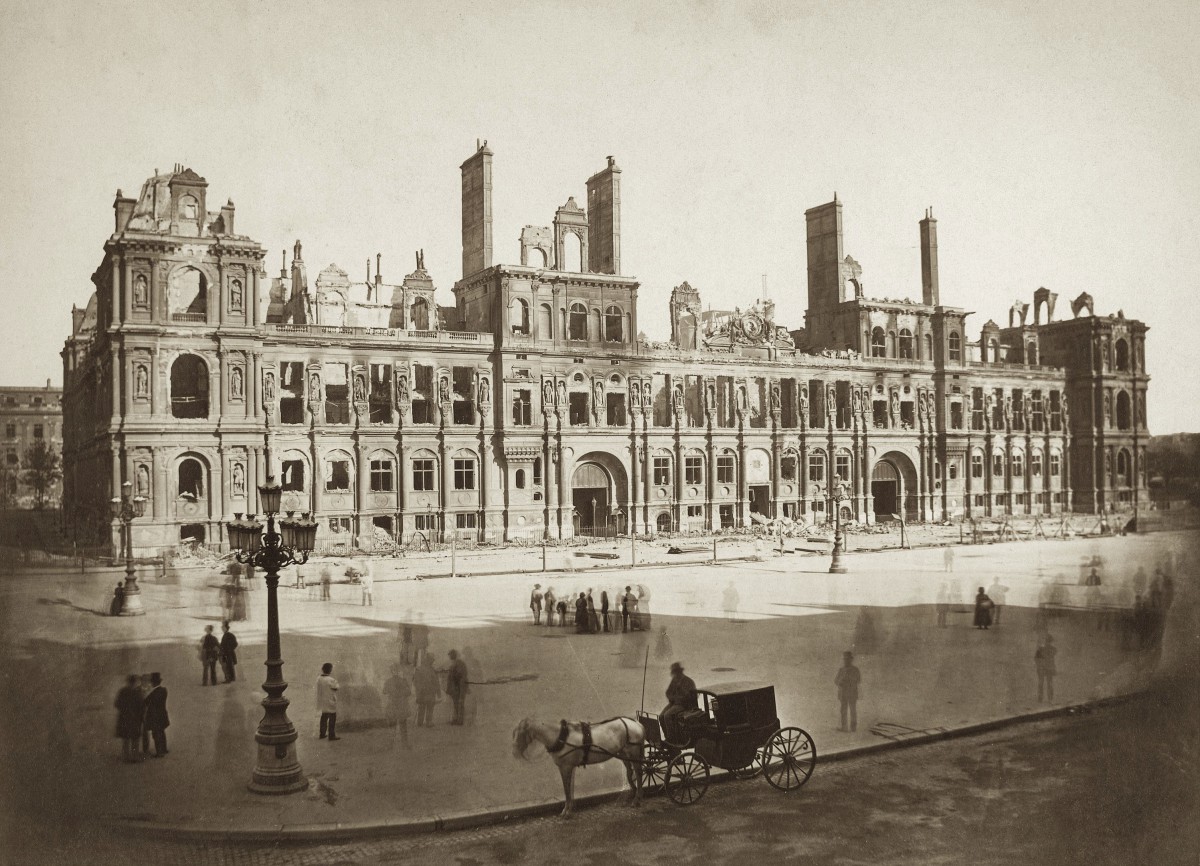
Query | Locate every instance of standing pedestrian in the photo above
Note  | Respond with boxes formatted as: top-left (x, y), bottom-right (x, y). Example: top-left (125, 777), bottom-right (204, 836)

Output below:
top-left (200, 625), bottom-right (220, 685)
top-left (1035, 634), bottom-right (1057, 702)
top-left (109, 581), bottom-right (125, 617)
top-left (834, 651), bottom-right (861, 732)
top-left (399, 621), bottom-right (413, 665)
top-left (530, 584), bottom-right (543, 625)
top-left (317, 662), bottom-right (340, 740)
top-left (219, 622), bottom-right (238, 683)
top-left (142, 673), bottom-right (169, 757)
top-left (987, 578), bottom-right (1010, 626)
top-left (575, 593), bottom-right (589, 634)
top-left (383, 664), bottom-right (412, 749)
top-left (114, 675), bottom-right (144, 763)
top-left (935, 582), bottom-right (949, 628)
top-left (360, 561), bottom-right (374, 606)
top-left (943, 547), bottom-right (955, 573)
top-left (622, 586), bottom-right (634, 632)
top-left (413, 654), bottom-right (439, 727)
top-left (973, 587), bottom-right (994, 630)
top-left (586, 590), bottom-right (600, 633)
top-left (446, 649), bottom-right (468, 725)
top-left (600, 590), bottom-right (610, 633)
top-left (544, 587), bottom-right (556, 626)
top-left (320, 566), bottom-right (332, 602)
top-left (412, 617), bottom-right (429, 667)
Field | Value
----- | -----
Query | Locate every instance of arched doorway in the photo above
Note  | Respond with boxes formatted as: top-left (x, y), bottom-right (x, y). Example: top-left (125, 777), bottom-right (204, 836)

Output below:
top-left (570, 452), bottom-right (628, 536)
top-left (871, 451), bottom-right (918, 522)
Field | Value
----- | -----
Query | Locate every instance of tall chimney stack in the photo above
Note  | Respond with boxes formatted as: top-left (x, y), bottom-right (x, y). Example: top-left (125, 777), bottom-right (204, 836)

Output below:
top-left (460, 140), bottom-right (494, 278)
top-left (920, 208), bottom-right (939, 306)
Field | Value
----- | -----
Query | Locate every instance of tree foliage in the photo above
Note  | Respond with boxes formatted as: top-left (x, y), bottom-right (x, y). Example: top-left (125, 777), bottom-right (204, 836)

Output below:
top-left (21, 439), bottom-right (61, 510)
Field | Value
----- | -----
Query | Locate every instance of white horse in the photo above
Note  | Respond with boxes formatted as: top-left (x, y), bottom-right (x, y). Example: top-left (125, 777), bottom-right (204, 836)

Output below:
top-left (512, 716), bottom-right (646, 818)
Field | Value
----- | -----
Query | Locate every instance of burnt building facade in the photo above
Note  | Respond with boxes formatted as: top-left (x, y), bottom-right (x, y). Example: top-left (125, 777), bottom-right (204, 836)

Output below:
top-left (61, 148), bottom-right (1149, 554)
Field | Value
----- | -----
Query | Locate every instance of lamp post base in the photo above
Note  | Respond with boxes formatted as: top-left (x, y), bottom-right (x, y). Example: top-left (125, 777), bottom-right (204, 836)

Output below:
top-left (119, 577), bottom-right (146, 616)
top-left (249, 729), bottom-right (307, 795)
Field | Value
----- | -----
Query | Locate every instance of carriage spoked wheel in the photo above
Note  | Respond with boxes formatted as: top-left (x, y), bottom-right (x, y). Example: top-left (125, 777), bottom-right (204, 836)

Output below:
top-left (763, 726), bottom-right (816, 791)
top-left (732, 748), bottom-right (764, 780)
top-left (640, 745), bottom-right (670, 794)
top-left (666, 752), bottom-right (710, 805)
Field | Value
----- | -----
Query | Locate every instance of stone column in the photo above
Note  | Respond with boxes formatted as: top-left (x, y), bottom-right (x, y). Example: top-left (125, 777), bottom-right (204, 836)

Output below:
top-left (354, 438), bottom-right (368, 541)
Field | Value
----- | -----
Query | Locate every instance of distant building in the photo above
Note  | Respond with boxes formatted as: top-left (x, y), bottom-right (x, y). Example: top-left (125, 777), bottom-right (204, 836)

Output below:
top-left (61, 150), bottom-right (1149, 555)
top-left (1, 381), bottom-right (63, 509)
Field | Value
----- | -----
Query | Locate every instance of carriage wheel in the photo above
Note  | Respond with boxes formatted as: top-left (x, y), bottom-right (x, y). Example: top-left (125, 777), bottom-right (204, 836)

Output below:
top-left (666, 753), bottom-right (710, 805)
top-left (732, 748), bottom-right (763, 780)
top-left (640, 745), bottom-right (670, 793)
top-left (763, 727), bottom-right (816, 791)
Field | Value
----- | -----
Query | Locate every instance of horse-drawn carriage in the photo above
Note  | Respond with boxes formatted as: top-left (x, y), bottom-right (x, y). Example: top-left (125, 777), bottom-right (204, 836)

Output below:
top-left (637, 680), bottom-right (816, 805)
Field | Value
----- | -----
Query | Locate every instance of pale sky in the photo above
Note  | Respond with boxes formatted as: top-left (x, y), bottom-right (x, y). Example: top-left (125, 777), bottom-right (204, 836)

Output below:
top-left (2, 0), bottom-right (1197, 431)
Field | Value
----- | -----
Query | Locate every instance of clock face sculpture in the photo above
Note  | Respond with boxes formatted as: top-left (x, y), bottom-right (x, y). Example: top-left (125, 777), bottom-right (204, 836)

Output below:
top-left (741, 314), bottom-right (764, 339)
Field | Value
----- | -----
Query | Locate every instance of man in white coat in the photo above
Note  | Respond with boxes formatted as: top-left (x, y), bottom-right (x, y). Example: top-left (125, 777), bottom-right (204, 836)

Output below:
top-left (317, 662), bottom-right (340, 740)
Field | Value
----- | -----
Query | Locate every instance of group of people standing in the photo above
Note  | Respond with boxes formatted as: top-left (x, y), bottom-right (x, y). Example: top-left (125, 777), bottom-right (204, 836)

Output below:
top-left (113, 673), bottom-right (170, 762)
top-left (199, 623), bottom-right (239, 684)
top-left (529, 584), bottom-right (648, 633)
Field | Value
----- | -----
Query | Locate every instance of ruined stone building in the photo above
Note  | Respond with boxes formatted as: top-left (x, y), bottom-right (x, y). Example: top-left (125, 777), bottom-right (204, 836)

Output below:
top-left (61, 148), bottom-right (1150, 553)
top-left (1, 382), bottom-right (63, 509)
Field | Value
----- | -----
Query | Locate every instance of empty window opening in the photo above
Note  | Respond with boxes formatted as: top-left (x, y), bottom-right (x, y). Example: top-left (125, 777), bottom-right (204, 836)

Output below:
top-left (512, 389), bottom-right (532, 426)
top-left (409, 298), bottom-right (430, 330)
top-left (871, 327), bottom-right (886, 358)
top-left (948, 332), bottom-right (962, 362)
top-left (716, 454), bottom-right (735, 484)
top-left (370, 364), bottom-right (392, 424)
top-left (280, 362), bottom-right (305, 424)
top-left (452, 367), bottom-right (475, 425)
top-left (510, 297), bottom-right (530, 335)
top-left (325, 459), bottom-right (351, 492)
top-left (282, 460), bottom-right (305, 491)
top-left (568, 303), bottom-right (587, 341)
top-left (899, 329), bottom-right (913, 359)
top-left (324, 363), bottom-right (349, 424)
top-left (569, 392), bottom-right (590, 426)
top-left (606, 391), bottom-right (626, 426)
top-left (178, 459), bottom-right (205, 498)
top-left (168, 267), bottom-right (207, 320)
top-left (515, 469), bottom-right (526, 489)
top-left (170, 355), bottom-right (209, 418)
top-left (604, 306), bottom-right (623, 342)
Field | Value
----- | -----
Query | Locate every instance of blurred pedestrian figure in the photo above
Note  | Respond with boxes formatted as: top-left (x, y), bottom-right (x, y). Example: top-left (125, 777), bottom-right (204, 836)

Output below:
top-left (835, 651), bottom-right (860, 732)
top-left (638, 585), bottom-right (652, 630)
top-left (530, 584), bottom-right (543, 625)
top-left (412, 616), bottom-right (430, 667)
top-left (114, 675), bottom-right (144, 762)
top-left (544, 587), bottom-right (557, 626)
top-left (200, 625), bottom-right (220, 685)
top-left (854, 607), bottom-right (879, 653)
top-left (723, 581), bottom-right (739, 621)
top-left (973, 587), bottom-right (994, 630)
top-left (621, 586), bottom-right (634, 632)
top-left (654, 626), bottom-right (672, 660)
top-left (1161, 572), bottom-right (1175, 611)
top-left (949, 577), bottom-right (965, 612)
top-left (320, 567), bottom-right (332, 602)
top-left (987, 578), bottom-right (1010, 626)
top-left (661, 662), bottom-right (697, 743)
top-left (219, 622), bottom-right (238, 683)
top-left (399, 620), bottom-right (413, 665)
top-left (414, 654), bottom-right (439, 727)
top-left (1085, 566), bottom-right (1102, 587)
top-left (935, 583), bottom-right (949, 628)
top-left (142, 673), bottom-right (169, 757)
top-left (1132, 566), bottom-right (1148, 598)
top-left (587, 591), bottom-right (600, 633)
top-left (317, 662), bottom-right (340, 740)
top-left (109, 581), bottom-right (124, 617)
top-left (575, 593), bottom-right (589, 634)
top-left (446, 649), bottom-right (468, 725)
top-left (360, 561), bottom-right (374, 606)
top-left (219, 579), bottom-right (234, 623)
top-left (1035, 635), bottom-right (1057, 702)
top-left (214, 687), bottom-right (251, 771)
top-left (383, 664), bottom-right (412, 749)
top-left (556, 597), bottom-right (568, 628)
top-left (943, 547), bottom-right (955, 573)
top-left (600, 590), bottom-right (610, 632)
top-left (462, 646), bottom-right (482, 725)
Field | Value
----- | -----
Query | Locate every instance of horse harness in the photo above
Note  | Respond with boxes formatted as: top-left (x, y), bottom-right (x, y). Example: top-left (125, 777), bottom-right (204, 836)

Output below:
top-left (547, 719), bottom-right (597, 764)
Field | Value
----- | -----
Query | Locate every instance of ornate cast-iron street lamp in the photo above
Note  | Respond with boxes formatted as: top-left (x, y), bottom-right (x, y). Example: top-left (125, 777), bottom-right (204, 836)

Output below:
top-left (110, 481), bottom-right (148, 616)
top-left (226, 477), bottom-right (318, 794)
top-left (829, 476), bottom-right (850, 575)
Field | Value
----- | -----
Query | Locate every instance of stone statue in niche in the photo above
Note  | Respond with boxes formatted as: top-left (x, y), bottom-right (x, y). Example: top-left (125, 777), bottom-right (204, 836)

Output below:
top-left (479, 378), bottom-right (491, 406)
top-left (263, 372), bottom-right (276, 405)
top-left (136, 464), bottom-right (150, 498)
top-left (439, 376), bottom-right (450, 404)
top-left (230, 367), bottom-right (244, 400)
top-left (309, 373), bottom-right (321, 404)
top-left (134, 364), bottom-right (149, 399)
top-left (354, 373), bottom-right (367, 403)
top-left (890, 390), bottom-right (900, 419)
top-left (133, 274), bottom-right (149, 309)
top-left (230, 279), bottom-right (244, 312)
top-left (737, 385), bottom-right (748, 414)
top-left (593, 379), bottom-right (603, 410)
top-left (543, 380), bottom-right (554, 406)
top-left (770, 383), bottom-right (781, 412)
top-left (395, 372), bottom-right (409, 408)
top-left (706, 382), bottom-right (716, 412)
top-left (1002, 395), bottom-right (1012, 426)
top-left (557, 380), bottom-right (567, 407)
top-left (232, 462), bottom-right (246, 497)
top-left (674, 383), bottom-right (684, 414)
top-left (1103, 392), bottom-right (1112, 426)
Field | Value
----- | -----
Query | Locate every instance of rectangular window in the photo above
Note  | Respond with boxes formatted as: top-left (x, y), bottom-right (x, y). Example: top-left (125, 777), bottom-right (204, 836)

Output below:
top-left (533, 457), bottom-right (543, 486)
top-left (1049, 391), bottom-right (1062, 432)
top-left (1012, 389), bottom-right (1024, 431)
top-left (369, 363), bottom-right (392, 424)
top-left (653, 457), bottom-right (672, 486)
top-left (453, 458), bottom-right (476, 490)
top-left (413, 365), bottom-right (433, 395)
top-left (686, 505), bottom-right (704, 519)
top-left (3, 424), bottom-right (13, 438)
top-left (995, 494), bottom-right (1005, 506)
top-left (329, 517), bottom-right (352, 534)
top-left (411, 399), bottom-right (433, 424)
top-left (900, 401), bottom-right (915, 428)
top-left (324, 363), bottom-right (350, 424)
top-left (972, 453), bottom-right (983, 478)
top-left (717, 376), bottom-right (736, 429)
top-left (992, 454), bottom-right (1004, 477)
top-left (369, 459), bottom-right (394, 492)
top-left (835, 453), bottom-right (851, 483)
top-left (809, 453), bottom-right (825, 483)
top-left (873, 400), bottom-right (888, 428)
top-left (512, 389), bottom-right (532, 426)
top-left (452, 367), bottom-right (475, 425)
top-left (684, 376), bottom-right (704, 427)
top-left (606, 392), bottom-right (626, 426)
top-left (992, 389), bottom-right (1005, 429)
top-left (951, 402), bottom-right (964, 430)
top-left (1015, 492), bottom-right (1026, 506)
top-left (455, 512), bottom-right (477, 529)
top-left (684, 456), bottom-right (703, 485)
top-left (325, 459), bottom-right (350, 492)
top-left (569, 392), bottom-right (590, 426)
top-left (413, 513), bottom-right (435, 532)
top-left (719, 504), bottom-right (735, 528)
top-left (652, 376), bottom-right (672, 428)
top-left (781, 378), bottom-right (797, 429)
top-left (282, 460), bottom-right (305, 491)
top-left (412, 458), bottom-right (435, 491)
top-left (781, 455), bottom-right (797, 482)
top-left (280, 362), bottom-right (305, 424)
top-left (1031, 390), bottom-right (1044, 432)
top-left (1050, 453), bottom-right (1061, 477)
top-left (33, 424), bottom-right (44, 439)
top-left (1031, 453), bottom-right (1043, 477)
top-left (974, 494), bottom-right (986, 507)
top-left (716, 455), bottom-right (735, 484)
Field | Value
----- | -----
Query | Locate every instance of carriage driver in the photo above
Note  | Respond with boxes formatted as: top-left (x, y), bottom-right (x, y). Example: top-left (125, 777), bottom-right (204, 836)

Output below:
top-left (661, 662), bottom-right (698, 742)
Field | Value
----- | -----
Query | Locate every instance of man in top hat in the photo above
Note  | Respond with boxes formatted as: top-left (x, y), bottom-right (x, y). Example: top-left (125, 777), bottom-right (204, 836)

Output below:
top-left (661, 661), bottom-right (697, 743)
top-left (142, 673), bottom-right (170, 757)
top-left (834, 651), bottom-right (861, 732)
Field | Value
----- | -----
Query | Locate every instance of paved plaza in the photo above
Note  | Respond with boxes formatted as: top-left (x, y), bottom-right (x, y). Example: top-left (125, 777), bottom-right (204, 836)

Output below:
top-left (0, 530), bottom-right (1193, 848)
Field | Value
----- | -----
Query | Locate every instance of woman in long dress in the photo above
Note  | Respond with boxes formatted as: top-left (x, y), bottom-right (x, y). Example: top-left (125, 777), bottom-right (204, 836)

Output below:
top-left (973, 587), bottom-right (994, 630)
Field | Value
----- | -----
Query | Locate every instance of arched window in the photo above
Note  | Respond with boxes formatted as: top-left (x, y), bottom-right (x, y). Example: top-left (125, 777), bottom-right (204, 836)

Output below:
top-left (1031, 450), bottom-right (1043, 477)
top-left (318, 291), bottom-right (346, 327)
top-left (1012, 450), bottom-right (1025, 478)
top-left (509, 297), bottom-right (530, 335)
top-left (923, 333), bottom-right (933, 360)
top-left (989, 338), bottom-right (1001, 363)
top-left (168, 266), bottom-right (207, 320)
top-left (1027, 342), bottom-right (1038, 365)
top-left (604, 305), bottom-right (624, 343)
top-left (568, 303), bottom-right (587, 341)
top-left (1116, 391), bottom-right (1131, 430)
top-left (971, 450), bottom-right (984, 478)
top-left (1115, 339), bottom-right (1129, 371)
top-left (170, 355), bottom-right (209, 418)
top-left (515, 469), bottom-right (526, 489)
top-left (1116, 449), bottom-right (1131, 485)
top-left (533, 457), bottom-right (543, 486)
top-left (180, 195), bottom-right (198, 220)
top-left (870, 327), bottom-right (886, 357)
top-left (655, 512), bottom-right (672, 533)
top-left (898, 329), bottom-right (914, 359)
top-left (178, 458), bottom-right (204, 498)
top-left (562, 232), bottom-right (583, 272)
top-left (538, 303), bottom-right (553, 339)
top-left (948, 331), bottom-right (962, 362)
top-left (409, 298), bottom-right (430, 330)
